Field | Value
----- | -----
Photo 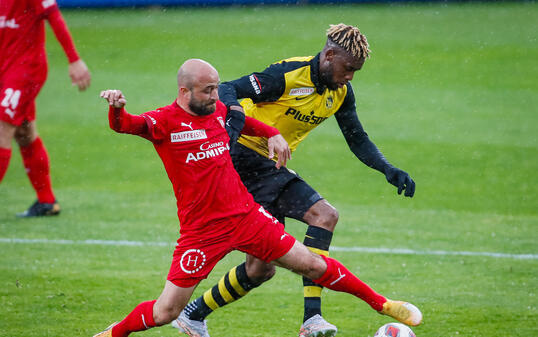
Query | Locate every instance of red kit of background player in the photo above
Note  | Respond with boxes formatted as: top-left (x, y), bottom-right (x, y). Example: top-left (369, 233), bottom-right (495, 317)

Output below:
top-left (0, 0), bottom-right (91, 217)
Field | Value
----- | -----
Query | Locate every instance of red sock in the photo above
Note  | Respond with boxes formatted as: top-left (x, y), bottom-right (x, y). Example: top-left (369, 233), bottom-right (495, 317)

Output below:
top-left (19, 137), bottom-right (55, 203)
top-left (112, 300), bottom-right (157, 337)
top-left (313, 255), bottom-right (387, 311)
top-left (0, 147), bottom-right (11, 182)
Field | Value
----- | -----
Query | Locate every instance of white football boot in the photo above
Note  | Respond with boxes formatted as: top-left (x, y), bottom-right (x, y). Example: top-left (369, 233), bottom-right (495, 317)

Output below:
top-left (172, 311), bottom-right (210, 337)
top-left (92, 322), bottom-right (117, 337)
top-left (299, 314), bottom-right (338, 337)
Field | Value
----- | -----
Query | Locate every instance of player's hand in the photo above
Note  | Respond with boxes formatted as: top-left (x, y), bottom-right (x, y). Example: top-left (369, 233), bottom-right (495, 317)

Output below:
top-left (385, 167), bottom-right (415, 197)
top-left (268, 134), bottom-right (291, 169)
top-left (68, 59), bottom-right (91, 91)
top-left (100, 89), bottom-right (127, 108)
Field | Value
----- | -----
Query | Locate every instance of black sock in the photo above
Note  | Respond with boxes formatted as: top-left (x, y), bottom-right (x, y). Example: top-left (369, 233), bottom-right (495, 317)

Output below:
top-left (184, 262), bottom-right (258, 321)
top-left (302, 226), bottom-right (333, 322)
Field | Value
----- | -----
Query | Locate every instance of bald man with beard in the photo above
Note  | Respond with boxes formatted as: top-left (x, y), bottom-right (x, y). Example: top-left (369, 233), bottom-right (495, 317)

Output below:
top-left (93, 59), bottom-right (422, 337)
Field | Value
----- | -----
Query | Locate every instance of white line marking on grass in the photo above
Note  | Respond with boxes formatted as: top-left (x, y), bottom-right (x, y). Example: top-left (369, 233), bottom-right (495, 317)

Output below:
top-left (1, 237), bottom-right (536, 260)
top-left (329, 246), bottom-right (538, 260)
top-left (0, 238), bottom-right (171, 247)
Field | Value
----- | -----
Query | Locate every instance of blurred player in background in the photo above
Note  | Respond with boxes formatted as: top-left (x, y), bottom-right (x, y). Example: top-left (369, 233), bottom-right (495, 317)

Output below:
top-left (94, 59), bottom-right (421, 337)
top-left (176, 24), bottom-right (416, 337)
top-left (0, 0), bottom-right (91, 217)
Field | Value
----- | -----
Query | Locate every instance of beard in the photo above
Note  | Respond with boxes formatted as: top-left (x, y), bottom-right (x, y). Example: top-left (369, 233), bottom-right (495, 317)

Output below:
top-left (189, 96), bottom-right (216, 116)
top-left (320, 67), bottom-right (339, 91)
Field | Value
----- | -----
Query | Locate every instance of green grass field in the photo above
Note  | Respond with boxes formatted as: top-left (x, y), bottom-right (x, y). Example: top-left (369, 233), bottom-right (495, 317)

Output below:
top-left (1, 2), bottom-right (537, 336)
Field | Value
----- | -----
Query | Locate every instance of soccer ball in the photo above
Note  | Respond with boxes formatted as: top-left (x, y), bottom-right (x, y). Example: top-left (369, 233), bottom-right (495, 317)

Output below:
top-left (374, 322), bottom-right (416, 337)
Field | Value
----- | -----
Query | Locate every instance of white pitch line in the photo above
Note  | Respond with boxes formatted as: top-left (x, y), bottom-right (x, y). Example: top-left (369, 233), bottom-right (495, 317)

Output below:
top-left (1, 237), bottom-right (537, 260)
top-left (329, 246), bottom-right (538, 260)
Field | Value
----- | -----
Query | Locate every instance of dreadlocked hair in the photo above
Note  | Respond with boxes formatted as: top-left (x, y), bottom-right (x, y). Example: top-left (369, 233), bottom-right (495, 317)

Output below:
top-left (326, 23), bottom-right (371, 59)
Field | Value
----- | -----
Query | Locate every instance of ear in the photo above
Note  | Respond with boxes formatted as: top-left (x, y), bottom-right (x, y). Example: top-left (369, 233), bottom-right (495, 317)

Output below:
top-left (325, 48), bottom-right (336, 62)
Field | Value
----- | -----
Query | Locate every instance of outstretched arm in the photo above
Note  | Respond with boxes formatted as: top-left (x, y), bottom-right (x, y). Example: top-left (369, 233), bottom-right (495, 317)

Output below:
top-left (335, 86), bottom-right (415, 197)
top-left (47, 10), bottom-right (91, 91)
top-left (242, 114), bottom-right (291, 169)
top-left (225, 105), bottom-right (291, 169)
top-left (100, 90), bottom-right (147, 135)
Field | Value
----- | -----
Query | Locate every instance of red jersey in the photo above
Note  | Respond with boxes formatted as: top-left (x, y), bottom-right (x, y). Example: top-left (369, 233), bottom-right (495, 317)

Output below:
top-left (0, 0), bottom-right (58, 78)
top-left (140, 100), bottom-right (255, 233)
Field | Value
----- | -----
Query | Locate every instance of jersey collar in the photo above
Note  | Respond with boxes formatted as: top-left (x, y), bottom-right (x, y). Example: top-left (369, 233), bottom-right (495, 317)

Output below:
top-left (310, 53), bottom-right (327, 94)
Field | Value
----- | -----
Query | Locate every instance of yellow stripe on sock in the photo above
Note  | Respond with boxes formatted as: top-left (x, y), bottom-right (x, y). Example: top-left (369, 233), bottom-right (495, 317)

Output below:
top-left (304, 285), bottom-right (323, 297)
top-left (218, 276), bottom-right (235, 303)
top-left (307, 247), bottom-right (329, 257)
top-left (203, 290), bottom-right (219, 311)
top-left (228, 266), bottom-right (248, 296)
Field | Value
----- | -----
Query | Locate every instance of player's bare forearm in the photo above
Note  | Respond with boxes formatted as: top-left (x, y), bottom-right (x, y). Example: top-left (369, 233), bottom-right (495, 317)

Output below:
top-left (47, 10), bottom-right (91, 91)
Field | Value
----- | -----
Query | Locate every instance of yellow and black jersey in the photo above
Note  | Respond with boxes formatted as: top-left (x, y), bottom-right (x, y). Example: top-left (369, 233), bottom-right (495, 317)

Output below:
top-left (220, 53), bottom-right (393, 173)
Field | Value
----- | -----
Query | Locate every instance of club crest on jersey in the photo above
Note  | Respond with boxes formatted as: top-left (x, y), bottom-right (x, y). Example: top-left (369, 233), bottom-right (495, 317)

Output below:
top-left (326, 96), bottom-right (334, 109)
top-left (289, 87), bottom-right (315, 96)
top-left (217, 116), bottom-right (225, 128)
top-left (180, 249), bottom-right (207, 274)
top-left (171, 129), bottom-right (207, 143)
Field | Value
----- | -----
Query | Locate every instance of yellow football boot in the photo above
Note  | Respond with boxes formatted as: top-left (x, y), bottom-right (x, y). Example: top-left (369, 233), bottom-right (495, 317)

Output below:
top-left (379, 300), bottom-right (422, 326)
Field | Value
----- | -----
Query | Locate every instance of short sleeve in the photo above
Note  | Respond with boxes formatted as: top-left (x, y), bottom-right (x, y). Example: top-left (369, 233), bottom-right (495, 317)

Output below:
top-left (140, 108), bottom-right (170, 142)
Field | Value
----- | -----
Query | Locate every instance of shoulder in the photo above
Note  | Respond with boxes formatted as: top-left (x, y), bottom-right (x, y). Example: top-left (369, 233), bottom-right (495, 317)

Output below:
top-left (216, 100), bottom-right (227, 113)
top-left (268, 56), bottom-right (314, 74)
top-left (143, 103), bottom-right (176, 122)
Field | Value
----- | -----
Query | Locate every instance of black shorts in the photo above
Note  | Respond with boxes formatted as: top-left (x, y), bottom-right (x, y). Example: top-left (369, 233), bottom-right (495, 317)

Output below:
top-left (231, 143), bottom-right (323, 224)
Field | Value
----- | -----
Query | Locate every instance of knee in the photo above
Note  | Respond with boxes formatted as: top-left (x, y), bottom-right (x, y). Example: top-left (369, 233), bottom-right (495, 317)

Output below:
top-left (312, 208), bottom-right (339, 232)
top-left (246, 262), bottom-right (276, 286)
top-left (14, 129), bottom-right (33, 147)
top-left (0, 122), bottom-right (16, 148)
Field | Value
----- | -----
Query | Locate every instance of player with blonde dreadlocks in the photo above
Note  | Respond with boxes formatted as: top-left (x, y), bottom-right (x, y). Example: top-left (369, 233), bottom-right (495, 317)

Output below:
top-left (173, 24), bottom-right (418, 337)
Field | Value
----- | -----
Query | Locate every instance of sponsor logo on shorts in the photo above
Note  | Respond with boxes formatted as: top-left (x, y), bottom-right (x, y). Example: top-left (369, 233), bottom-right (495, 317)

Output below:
top-left (249, 75), bottom-right (261, 95)
top-left (171, 129), bottom-right (207, 143)
top-left (0, 17), bottom-right (19, 29)
top-left (185, 141), bottom-right (229, 163)
top-left (289, 87), bottom-right (315, 96)
top-left (258, 206), bottom-right (278, 224)
top-left (180, 249), bottom-right (207, 274)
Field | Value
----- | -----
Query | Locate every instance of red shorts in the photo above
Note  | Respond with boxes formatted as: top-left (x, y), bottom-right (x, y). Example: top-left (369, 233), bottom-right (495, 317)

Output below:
top-left (167, 205), bottom-right (296, 287)
top-left (0, 73), bottom-right (44, 126)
